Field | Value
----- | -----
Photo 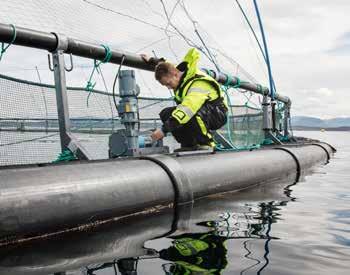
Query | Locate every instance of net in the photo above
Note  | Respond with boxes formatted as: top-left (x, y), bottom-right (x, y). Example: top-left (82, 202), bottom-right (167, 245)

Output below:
top-left (0, 73), bottom-right (265, 166)
top-left (0, 0), bottom-right (284, 166)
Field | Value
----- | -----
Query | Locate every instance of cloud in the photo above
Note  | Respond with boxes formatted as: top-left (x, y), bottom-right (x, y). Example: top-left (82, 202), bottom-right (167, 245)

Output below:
top-left (0, 0), bottom-right (349, 118)
top-left (328, 31), bottom-right (350, 55)
top-left (315, 88), bottom-right (334, 97)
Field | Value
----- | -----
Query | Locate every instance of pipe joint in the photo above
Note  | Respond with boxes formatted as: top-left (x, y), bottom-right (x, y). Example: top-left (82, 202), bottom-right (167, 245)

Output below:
top-left (311, 143), bottom-right (330, 162)
top-left (50, 32), bottom-right (68, 52)
top-left (274, 147), bottom-right (301, 182)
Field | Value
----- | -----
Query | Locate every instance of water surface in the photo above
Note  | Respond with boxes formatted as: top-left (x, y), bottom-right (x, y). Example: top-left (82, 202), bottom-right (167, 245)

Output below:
top-left (0, 131), bottom-right (349, 274)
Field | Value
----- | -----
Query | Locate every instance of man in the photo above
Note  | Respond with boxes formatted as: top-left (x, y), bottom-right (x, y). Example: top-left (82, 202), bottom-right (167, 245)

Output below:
top-left (159, 232), bottom-right (228, 274)
top-left (142, 48), bottom-right (227, 152)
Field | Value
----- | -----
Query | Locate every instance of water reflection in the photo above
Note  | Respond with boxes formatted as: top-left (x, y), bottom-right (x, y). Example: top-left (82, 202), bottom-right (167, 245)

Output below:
top-left (80, 175), bottom-right (299, 275)
top-left (0, 173), bottom-right (302, 275)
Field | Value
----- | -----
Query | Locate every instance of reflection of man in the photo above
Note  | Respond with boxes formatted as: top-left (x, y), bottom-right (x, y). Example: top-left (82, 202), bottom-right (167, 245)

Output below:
top-left (142, 48), bottom-right (228, 152)
top-left (159, 233), bottom-right (228, 274)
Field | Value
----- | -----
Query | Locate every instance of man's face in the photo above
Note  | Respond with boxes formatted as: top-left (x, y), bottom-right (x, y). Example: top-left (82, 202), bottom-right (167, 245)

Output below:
top-left (159, 72), bottom-right (180, 90)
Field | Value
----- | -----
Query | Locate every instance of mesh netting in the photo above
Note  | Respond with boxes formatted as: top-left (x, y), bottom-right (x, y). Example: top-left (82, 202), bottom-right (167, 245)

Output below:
top-left (0, 73), bottom-right (264, 166)
top-left (221, 108), bottom-right (264, 148)
top-left (0, 0), bottom-right (265, 87)
top-left (0, 0), bottom-right (277, 166)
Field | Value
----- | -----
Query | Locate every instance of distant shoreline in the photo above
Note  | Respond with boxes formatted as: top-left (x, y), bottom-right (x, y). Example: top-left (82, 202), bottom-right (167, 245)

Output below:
top-left (294, 126), bottom-right (350, 131)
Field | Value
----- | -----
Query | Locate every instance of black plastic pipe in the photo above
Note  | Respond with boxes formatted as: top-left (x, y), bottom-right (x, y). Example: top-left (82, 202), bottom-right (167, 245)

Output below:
top-left (0, 143), bottom-right (333, 240)
top-left (0, 23), bottom-right (155, 71)
top-left (203, 68), bottom-right (291, 105)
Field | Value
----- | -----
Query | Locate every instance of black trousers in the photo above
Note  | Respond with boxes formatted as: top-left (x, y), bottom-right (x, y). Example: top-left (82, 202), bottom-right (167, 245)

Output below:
top-left (160, 100), bottom-right (227, 147)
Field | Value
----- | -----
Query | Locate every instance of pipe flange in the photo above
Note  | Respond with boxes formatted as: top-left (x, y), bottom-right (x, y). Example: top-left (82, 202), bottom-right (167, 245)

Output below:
top-left (140, 154), bottom-right (193, 233)
top-left (50, 32), bottom-right (68, 52)
top-left (310, 143), bottom-right (331, 162)
top-left (274, 147), bottom-right (301, 182)
top-left (140, 154), bottom-right (193, 204)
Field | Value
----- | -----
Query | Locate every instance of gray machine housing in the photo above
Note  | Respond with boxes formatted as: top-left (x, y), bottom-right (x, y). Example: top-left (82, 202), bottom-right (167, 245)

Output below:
top-left (109, 70), bottom-right (169, 157)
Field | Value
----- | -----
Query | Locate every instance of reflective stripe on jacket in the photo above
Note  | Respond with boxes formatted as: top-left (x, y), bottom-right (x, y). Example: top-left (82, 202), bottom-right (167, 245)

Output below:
top-left (171, 48), bottom-right (225, 125)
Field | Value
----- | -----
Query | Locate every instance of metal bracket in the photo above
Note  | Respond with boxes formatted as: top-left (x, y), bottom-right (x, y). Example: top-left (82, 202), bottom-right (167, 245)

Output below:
top-left (48, 53), bottom-right (73, 72)
top-left (213, 131), bottom-right (234, 149)
top-left (64, 53), bottom-right (73, 72)
top-left (265, 131), bottom-right (283, 145)
top-left (67, 133), bottom-right (91, 160)
top-left (47, 32), bottom-right (73, 72)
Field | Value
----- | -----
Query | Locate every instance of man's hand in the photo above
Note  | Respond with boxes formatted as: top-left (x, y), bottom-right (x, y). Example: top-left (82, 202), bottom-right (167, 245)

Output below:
top-left (140, 54), bottom-right (150, 63)
top-left (151, 129), bottom-right (165, 141)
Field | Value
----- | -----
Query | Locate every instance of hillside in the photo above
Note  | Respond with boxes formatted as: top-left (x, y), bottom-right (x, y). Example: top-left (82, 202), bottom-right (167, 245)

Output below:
top-left (292, 116), bottom-right (350, 128)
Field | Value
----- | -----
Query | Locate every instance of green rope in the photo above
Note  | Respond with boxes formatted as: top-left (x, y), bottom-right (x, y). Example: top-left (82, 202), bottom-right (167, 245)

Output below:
top-left (222, 74), bottom-right (241, 89)
top-left (262, 138), bottom-right (274, 145)
top-left (86, 44), bottom-right (112, 106)
top-left (224, 74), bottom-right (232, 86)
top-left (277, 134), bottom-right (290, 142)
top-left (52, 149), bottom-right (77, 163)
top-left (256, 84), bottom-right (263, 93)
top-left (232, 76), bottom-right (241, 88)
top-left (215, 143), bottom-right (260, 152)
top-left (0, 24), bottom-right (16, 61)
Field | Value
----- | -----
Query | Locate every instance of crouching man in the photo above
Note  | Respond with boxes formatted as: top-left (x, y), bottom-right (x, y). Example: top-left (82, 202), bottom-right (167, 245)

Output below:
top-left (142, 48), bottom-right (228, 152)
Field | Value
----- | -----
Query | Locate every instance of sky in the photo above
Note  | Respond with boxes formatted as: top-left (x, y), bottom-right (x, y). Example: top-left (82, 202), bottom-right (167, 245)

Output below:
top-left (0, 0), bottom-right (349, 119)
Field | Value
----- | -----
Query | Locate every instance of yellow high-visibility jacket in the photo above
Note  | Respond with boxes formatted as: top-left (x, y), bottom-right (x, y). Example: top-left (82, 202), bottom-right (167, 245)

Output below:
top-left (163, 48), bottom-right (226, 133)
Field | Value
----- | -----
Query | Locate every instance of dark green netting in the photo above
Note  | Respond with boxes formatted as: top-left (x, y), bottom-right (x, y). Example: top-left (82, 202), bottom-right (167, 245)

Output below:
top-left (0, 73), bottom-right (270, 166)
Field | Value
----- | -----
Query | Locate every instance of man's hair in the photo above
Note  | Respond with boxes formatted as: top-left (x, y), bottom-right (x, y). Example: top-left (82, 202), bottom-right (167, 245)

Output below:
top-left (155, 62), bottom-right (177, 81)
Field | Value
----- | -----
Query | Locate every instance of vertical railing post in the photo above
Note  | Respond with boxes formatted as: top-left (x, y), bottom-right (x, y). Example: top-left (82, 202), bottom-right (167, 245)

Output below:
top-left (262, 95), bottom-right (271, 136)
top-left (262, 94), bottom-right (282, 144)
top-left (52, 45), bottom-right (70, 151)
top-left (50, 32), bottom-right (90, 160)
top-left (284, 104), bottom-right (291, 137)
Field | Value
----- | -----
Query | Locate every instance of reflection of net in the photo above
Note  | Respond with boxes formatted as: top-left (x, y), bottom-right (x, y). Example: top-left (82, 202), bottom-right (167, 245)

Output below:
top-left (214, 212), bottom-right (266, 239)
top-left (205, 203), bottom-right (277, 239)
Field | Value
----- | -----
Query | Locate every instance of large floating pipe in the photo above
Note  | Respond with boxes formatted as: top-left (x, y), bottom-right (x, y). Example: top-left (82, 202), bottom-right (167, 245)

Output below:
top-left (0, 23), bottom-right (290, 104)
top-left (0, 143), bottom-right (334, 240)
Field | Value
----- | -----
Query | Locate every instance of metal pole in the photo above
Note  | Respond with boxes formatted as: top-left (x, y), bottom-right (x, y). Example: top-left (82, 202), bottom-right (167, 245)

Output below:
top-left (284, 104), bottom-right (291, 137)
top-left (51, 49), bottom-right (70, 152)
top-left (50, 33), bottom-right (90, 160)
top-left (262, 95), bottom-right (270, 134)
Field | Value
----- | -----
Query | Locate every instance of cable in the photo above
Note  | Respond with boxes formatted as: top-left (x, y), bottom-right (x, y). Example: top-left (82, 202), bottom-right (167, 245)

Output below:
top-left (81, 0), bottom-right (176, 34)
top-left (234, 0), bottom-right (277, 94)
top-left (86, 44), bottom-right (112, 107)
top-left (252, 0), bottom-right (275, 99)
top-left (35, 66), bottom-right (49, 132)
top-left (0, 133), bottom-right (59, 147)
top-left (179, 1), bottom-right (222, 69)
top-left (112, 55), bottom-right (126, 110)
